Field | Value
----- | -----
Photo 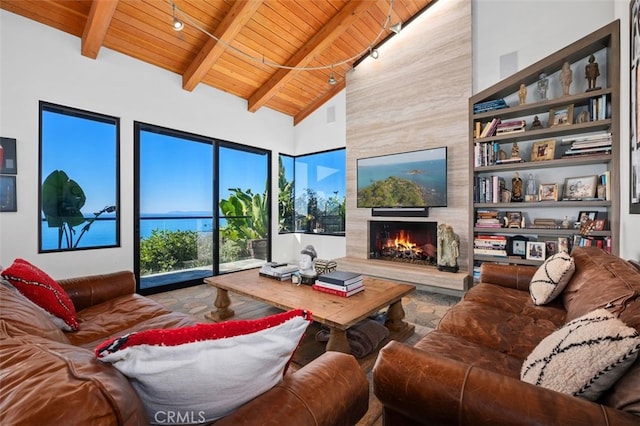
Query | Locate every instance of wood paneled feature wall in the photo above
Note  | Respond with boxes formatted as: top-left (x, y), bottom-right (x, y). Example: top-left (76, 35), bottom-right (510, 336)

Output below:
top-left (342, 0), bottom-right (472, 292)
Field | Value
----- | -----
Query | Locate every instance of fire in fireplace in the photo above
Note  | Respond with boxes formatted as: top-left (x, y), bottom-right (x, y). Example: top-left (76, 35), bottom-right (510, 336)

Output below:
top-left (368, 221), bottom-right (437, 265)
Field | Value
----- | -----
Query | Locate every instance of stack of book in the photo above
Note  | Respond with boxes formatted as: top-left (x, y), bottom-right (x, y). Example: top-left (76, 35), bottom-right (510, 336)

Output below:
top-left (473, 235), bottom-right (507, 257)
top-left (475, 210), bottom-right (502, 228)
top-left (495, 119), bottom-right (526, 135)
top-left (561, 133), bottom-right (612, 157)
top-left (473, 99), bottom-right (507, 114)
top-left (312, 270), bottom-right (364, 297)
top-left (529, 218), bottom-right (559, 229)
top-left (259, 262), bottom-right (299, 281)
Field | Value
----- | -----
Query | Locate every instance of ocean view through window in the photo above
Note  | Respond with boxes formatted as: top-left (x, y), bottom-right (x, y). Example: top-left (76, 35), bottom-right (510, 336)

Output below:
top-left (39, 102), bottom-right (119, 252)
top-left (135, 123), bottom-right (270, 294)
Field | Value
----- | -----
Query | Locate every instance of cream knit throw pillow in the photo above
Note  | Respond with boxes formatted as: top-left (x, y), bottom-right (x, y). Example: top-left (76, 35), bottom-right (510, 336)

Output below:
top-left (529, 252), bottom-right (575, 305)
top-left (521, 309), bottom-right (640, 400)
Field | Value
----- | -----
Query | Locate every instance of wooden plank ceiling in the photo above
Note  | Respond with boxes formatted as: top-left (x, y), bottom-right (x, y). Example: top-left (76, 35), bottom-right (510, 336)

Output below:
top-left (1, 0), bottom-right (435, 124)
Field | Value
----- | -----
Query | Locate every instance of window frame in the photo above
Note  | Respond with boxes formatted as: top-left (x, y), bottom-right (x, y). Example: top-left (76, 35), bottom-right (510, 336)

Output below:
top-left (38, 101), bottom-right (120, 253)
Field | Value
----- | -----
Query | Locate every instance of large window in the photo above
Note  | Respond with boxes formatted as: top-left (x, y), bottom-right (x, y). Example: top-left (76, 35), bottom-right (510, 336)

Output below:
top-left (39, 102), bottom-right (119, 252)
top-left (135, 123), bottom-right (270, 294)
top-left (279, 148), bottom-right (345, 235)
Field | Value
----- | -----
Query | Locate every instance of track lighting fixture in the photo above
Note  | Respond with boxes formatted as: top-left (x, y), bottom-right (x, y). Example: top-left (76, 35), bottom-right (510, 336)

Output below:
top-left (328, 66), bottom-right (336, 85)
top-left (168, 0), bottom-right (399, 71)
top-left (172, 4), bottom-right (184, 31)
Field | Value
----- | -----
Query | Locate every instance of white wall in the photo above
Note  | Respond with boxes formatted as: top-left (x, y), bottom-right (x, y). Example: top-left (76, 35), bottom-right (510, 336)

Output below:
top-left (0, 11), bottom-right (295, 278)
top-left (474, 0), bottom-right (640, 260)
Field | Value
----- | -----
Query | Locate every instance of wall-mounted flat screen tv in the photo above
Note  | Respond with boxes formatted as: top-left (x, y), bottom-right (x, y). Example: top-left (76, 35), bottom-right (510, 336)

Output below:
top-left (357, 147), bottom-right (447, 208)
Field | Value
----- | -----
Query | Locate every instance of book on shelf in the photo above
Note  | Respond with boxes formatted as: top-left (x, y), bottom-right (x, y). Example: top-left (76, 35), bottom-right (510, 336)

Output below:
top-left (479, 118), bottom-right (500, 138)
top-left (473, 99), bottom-right (507, 113)
top-left (495, 157), bottom-right (524, 164)
top-left (561, 132), bottom-right (612, 144)
top-left (317, 270), bottom-right (363, 286)
top-left (311, 284), bottom-right (365, 297)
top-left (599, 171), bottom-right (611, 201)
top-left (314, 279), bottom-right (364, 292)
top-left (562, 146), bottom-right (612, 157)
top-left (473, 248), bottom-right (508, 257)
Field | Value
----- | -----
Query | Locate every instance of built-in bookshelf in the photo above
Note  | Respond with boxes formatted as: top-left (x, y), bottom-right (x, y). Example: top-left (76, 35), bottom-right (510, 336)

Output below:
top-left (468, 20), bottom-right (620, 280)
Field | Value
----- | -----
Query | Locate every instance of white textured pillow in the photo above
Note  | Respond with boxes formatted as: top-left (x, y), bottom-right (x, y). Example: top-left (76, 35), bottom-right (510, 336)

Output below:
top-left (96, 309), bottom-right (311, 425)
top-left (521, 309), bottom-right (640, 400)
top-left (529, 252), bottom-right (575, 305)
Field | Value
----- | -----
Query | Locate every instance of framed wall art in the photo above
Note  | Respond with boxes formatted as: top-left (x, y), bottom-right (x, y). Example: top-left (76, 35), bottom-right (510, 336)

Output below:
top-left (631, 0), bottom-right (640, 213)
top-left (0, 175), bottom-right (17, 212)
top-left (0, 137), bottom-right (17, 174)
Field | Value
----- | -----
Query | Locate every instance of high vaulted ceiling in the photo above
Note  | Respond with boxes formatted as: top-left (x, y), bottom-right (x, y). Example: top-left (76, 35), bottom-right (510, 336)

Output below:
top-left (1, 0), bottom-right (436, 124)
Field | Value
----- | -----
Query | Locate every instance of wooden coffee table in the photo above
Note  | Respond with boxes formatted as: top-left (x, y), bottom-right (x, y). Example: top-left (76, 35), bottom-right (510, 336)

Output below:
top-left (203, 269), bottom-right (416, 354)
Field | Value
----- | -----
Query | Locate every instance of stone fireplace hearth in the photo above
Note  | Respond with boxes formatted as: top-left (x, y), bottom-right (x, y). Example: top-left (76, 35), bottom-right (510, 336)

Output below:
top-left (368, 221), bottom-right (437, 266)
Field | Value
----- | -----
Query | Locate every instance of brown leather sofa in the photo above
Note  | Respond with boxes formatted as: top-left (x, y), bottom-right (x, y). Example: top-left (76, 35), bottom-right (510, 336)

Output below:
top-left (374, 247), bottom-right (640, 425)
top-left (0, 270), bottom-right (369, 425)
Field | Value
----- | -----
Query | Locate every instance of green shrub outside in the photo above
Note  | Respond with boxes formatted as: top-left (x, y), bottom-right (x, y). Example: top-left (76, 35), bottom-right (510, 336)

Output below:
top-left (140, 229), bottom-right (199, 274)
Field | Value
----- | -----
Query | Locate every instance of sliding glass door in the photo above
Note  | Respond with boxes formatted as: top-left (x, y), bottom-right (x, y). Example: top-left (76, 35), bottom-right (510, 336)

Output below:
top-left (135, 123), bottom-right (271, 294)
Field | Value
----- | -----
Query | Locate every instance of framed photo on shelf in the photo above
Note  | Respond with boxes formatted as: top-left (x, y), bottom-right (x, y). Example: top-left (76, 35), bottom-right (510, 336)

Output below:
top-left (594, 218), bottom-right (606, 231)
top-left (545, 240), bottom-right (557, 257)
top-left (578, 210), bottom-right (598, 223)
top-left (558, 237), bottom-right (570, 253)
top-left (0, 137), bottom-right (17, 174)
top-left (505, 211), bottom-right (522, 228)
top-left (0, 175), bottom-right (17, 212)
top-left (538, 183), bottom-right (558, 201)
top-left (563, 175), bottom-right (598, 200)
top-left (507, 235), bottom-right (528, 258)
top-left (531, 139), bottom-right (556, 161)
top-left (548, 104), bottom-right (574, 127)
top-left (526, 241), bottom-right (546, 261)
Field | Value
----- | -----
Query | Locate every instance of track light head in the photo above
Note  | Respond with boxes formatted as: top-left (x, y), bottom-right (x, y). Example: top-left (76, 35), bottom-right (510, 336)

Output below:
top-left (172, 4), bottom-right (184, 31)
top-left (390, 22), bottom-right (402, 34)
top-left (370, 48), bottom-right (379, 60)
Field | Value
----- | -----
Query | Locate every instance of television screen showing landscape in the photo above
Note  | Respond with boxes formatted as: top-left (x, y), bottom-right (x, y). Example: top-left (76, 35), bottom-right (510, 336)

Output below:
top-left (357, 147), bottom-right (447, 208)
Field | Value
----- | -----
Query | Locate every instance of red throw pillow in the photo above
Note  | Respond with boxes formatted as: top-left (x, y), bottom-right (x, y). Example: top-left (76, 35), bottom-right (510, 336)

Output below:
top-left (96, 309), bottom-right (312, 424)
top-left (1, 258), bottom-right (79, 331)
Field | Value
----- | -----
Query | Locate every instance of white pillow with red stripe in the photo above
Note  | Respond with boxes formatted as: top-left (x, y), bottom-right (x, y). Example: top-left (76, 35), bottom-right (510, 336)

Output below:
top-left (95, 309), bottom-right (312, 424)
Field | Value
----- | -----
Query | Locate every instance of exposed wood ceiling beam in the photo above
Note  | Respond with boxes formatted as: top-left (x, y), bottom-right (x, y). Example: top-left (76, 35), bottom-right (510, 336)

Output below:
top-left (248, 0), bottom-right (374, 113)
top-left (294, 79), bottom-right (345, 126)
top-left (182, 0), bottom-right (263, 92)
top-left (81, 0), bottom-right (119, 59)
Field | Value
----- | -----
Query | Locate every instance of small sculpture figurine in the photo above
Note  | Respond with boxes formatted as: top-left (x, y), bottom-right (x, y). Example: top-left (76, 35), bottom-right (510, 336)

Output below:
top-left (437, 224), bottom-right (459, 273)
top-left (525, 173), bottom-right (537, 201)
top-left (530, 115), bottom-right (544, 130)
top-left (585, 54), bottom-right (600, 91)
top-left (511, 141), bottom-right (520, 159)
top-left (512, 171), bottom-right (523, 202)
top-left (537, 72), bottom-right (549, 100)
top-left (298, 245), bottom-right (317, 277)
top-left (561, 216), bottom-right (571, 229)
top-left (560, 61), bottom-right (572, 96)
top-left (518, 83), bottom-right (527, 105)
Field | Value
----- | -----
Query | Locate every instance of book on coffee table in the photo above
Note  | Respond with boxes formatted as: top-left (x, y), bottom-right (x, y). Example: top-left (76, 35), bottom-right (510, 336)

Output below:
top-left (318, 270), bottom-right (362, 286)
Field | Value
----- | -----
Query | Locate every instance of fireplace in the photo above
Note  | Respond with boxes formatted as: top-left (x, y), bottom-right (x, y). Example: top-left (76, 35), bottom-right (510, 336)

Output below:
top-left (368, 221), bottom-right (438, 266)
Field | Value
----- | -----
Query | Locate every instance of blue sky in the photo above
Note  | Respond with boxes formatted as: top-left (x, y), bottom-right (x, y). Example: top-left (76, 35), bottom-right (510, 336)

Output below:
top-left (43, 110), bottom-right (343, 218)
top-left (41, 110), bottom-right (117, 215)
